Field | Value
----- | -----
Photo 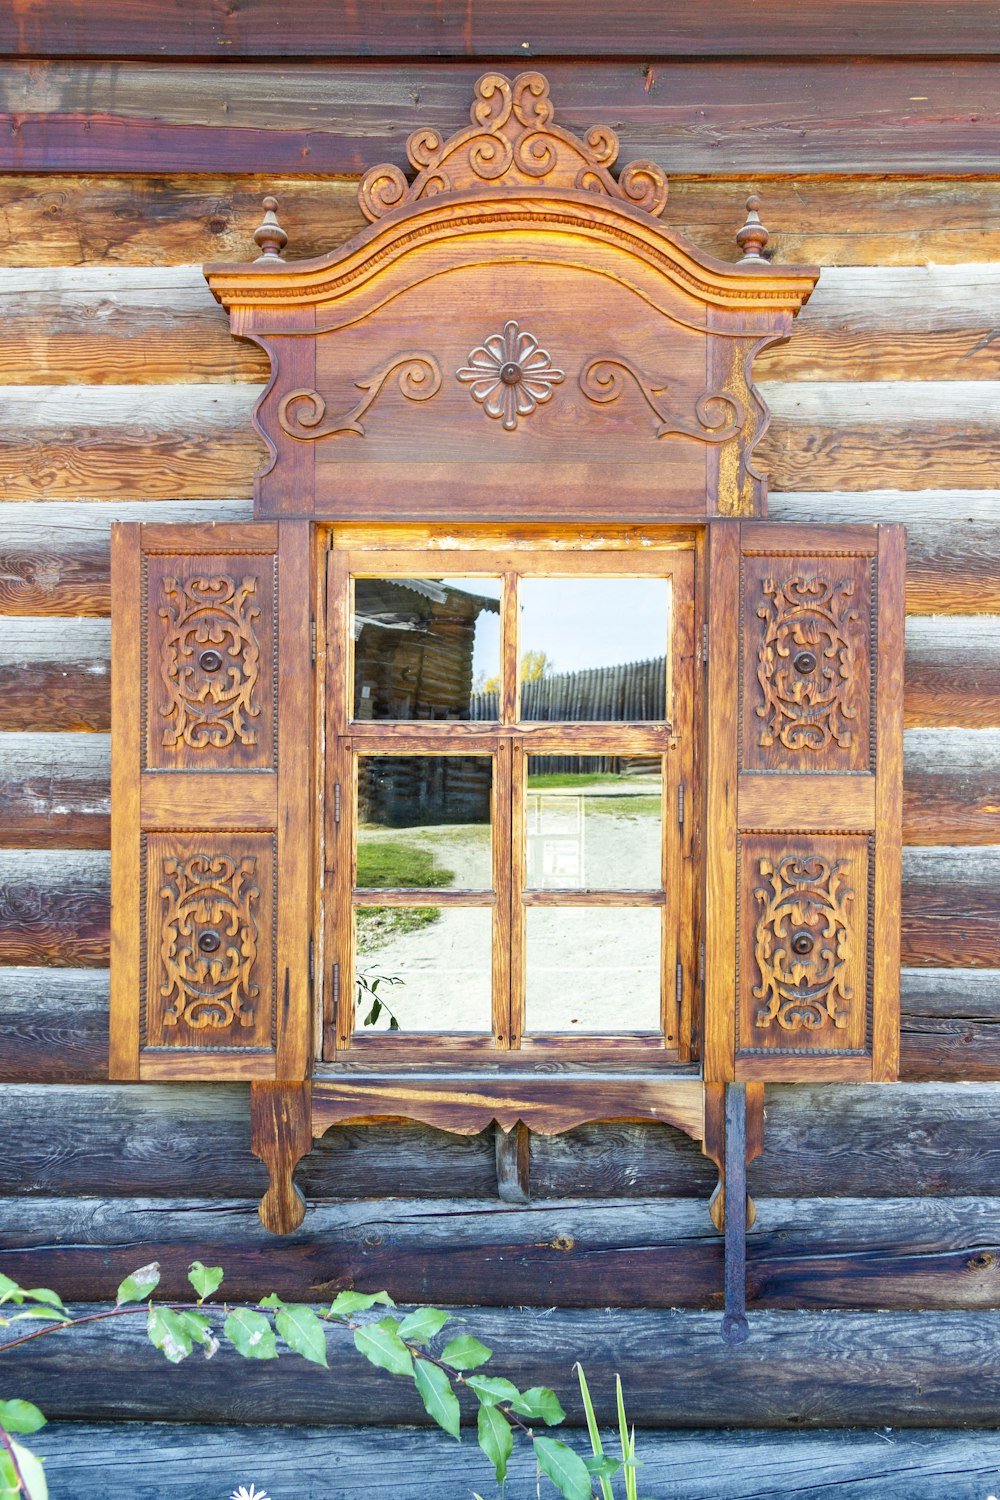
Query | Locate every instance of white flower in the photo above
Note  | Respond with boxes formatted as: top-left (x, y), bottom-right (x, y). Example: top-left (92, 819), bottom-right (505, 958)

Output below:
top-left (230, 1486), bottom-right (271, 1500)
top-left (457, 320), bottom-right (564, 431)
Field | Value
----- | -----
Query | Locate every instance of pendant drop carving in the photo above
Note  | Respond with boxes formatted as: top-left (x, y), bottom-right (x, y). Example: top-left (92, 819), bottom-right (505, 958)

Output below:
top-left (752, 852), bottom-right (853, 1034)
top-left (159, 852), bottom-right (261, 1031)
top-left (159, 574), bottom-right (262, 751)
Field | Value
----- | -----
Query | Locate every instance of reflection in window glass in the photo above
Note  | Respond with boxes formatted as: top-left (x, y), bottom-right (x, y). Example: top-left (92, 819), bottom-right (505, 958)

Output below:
top-left (357, 755), bottom-right (492, 891)
top-left (354, 906), bottom-right (492, 1033)
top-left (353, 577), bottom-right (501, 721)
top-left (526, 757), bottom-right (661, 890)
top-left (525, 907), bottom-right (661, 1032)
top-left (519, 577), bottom-right (669, 721)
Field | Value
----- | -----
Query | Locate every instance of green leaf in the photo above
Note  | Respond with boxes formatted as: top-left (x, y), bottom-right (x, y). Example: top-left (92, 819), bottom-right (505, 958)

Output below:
top-left (576, 1361), bottom-right (613, 1500)
top-left (396, 1307), bottom-right (451, 1344)
top-left (0, 1450), bottom-right (17, 1498)
top-left (0, 1273), bottom-right (21, 1303)
top-left (477, 1400), bottom-right (513, 1482)
top-left (353, 1320), bottom-right (414, 1377)
top-left (586, 1455), bottom-right (624, 1479)
top-left (224, 1307), bottom-right (277, 1360)
top-left (187, 1262), bottom-right (223, 1302)
top-left (534, 1436), bottom-right (592, 1500)
top-left (116, 1262), bottom-right (160, 1306)
top-left (275, 1304), bottom-right (329, 1367)
top-left (22, 1290), bottom-right (65, 1313)
top-left (8, 1442), bottom-right (47, 1500)
top-left (258, 1292), bottom-right (284, 1310)
top-left (440, 1334), bottom-right (491, 1371)
top-left (328, 1290), bottom-right (395, 1318)
top-left (0, 1400), bottom-right (46, 1435)
top-left (147, 1305), bottom-right (194, 1364)
top-left (8, 1308), bottom-right (66, 1324)
top-left (511, 1387), bottom-right (566, 1426)
top-left (177, 1310), bottom-right (220, 1359)
top-left (413, 1357), bottom-right (461, 1439)
top-left (466, 1375), bottom-right (522, 1407)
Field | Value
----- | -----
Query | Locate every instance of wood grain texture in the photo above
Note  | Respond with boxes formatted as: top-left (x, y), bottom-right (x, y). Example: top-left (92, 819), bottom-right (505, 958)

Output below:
top-left (0, 968), bottom-right (108, 1082)
top-left (903, 730), bottom-right (1000, 846)
top-left (0, 733), bottom-right (109, 849)
top-left (11, 1302), bottom-right (1000, 1427)
top-left (8, 1193), bottom-right (1000, 1311)
top-left (7, 1080), bottom-right (1000, 1198)
top-left (905, 618), bottom-right (1000, 728)
top-left (3, 2), bottom-right (999, 57)
top-left (900, 968), bottom-right (1000, 1082)
top-left (25, 1422), bottom-right (1000, 1500)
top-left (3, 62), bottom-right (1000, 175)
top-left (3, 176), bottom-right (1000, 270)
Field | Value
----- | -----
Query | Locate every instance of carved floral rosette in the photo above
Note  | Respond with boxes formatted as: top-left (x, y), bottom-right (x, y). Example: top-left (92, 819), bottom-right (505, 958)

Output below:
top-left (755, 575), bottom-right (860, 753)
top-left (752, 853), bottom-right (853, 1034)
top-left (159, 852), bottom-right (260, 1031)
top-left (159, 574), bottom-right (261, 750)
top-left (359, 70), bottom-right (669, 221)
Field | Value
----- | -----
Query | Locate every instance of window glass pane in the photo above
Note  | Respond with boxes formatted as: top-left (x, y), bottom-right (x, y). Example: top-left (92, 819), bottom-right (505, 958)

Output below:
top-left (524, 907), bottom-right (661, 1032)
top-left (357, 755), bottom-right (492, 891)
top-left (354, 906), bottom-right (492, 1033)
top-left (353, 577), bottom-right (501, 721)
top-left (526, 756), bottom-right (662, 890)
top-left (518, 577), bottom-right (669, 721)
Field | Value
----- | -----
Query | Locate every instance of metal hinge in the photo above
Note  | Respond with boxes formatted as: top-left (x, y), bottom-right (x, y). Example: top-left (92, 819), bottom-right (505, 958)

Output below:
top-left (702, 622), bottom-right (709, 665)
top-left (308, 937), bottom-right (314, 997)
top-left (678, 782), bottom-right (685, 831)
top-left (334, 782), bottom-right (342, 825)
top-left (699, 940), bottom-right (706, 997)
top-left (332, 961), bottom-right (340, 1028)
top-left (675, 959), bottom-right (683, 1010)
top-left (311, 618), bottom-right (317, 665)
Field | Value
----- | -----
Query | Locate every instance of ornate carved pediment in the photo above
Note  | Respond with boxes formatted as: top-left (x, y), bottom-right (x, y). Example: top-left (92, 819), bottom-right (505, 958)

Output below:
top-left (359, 70), bottom-right (669, 221)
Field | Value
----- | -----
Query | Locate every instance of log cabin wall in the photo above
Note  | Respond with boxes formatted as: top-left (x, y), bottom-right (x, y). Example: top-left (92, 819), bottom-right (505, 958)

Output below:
top-left (1, 7), bottom-right (1000, 1493)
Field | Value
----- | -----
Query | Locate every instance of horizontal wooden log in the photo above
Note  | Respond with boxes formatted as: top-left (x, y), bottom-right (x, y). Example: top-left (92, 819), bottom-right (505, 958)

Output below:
top-left (3, 175), bottom-right (1000, 270)
top-left (4, 1), bottom-right (999, 57)
top-left (6, 265), bottom-right (1000, 388)
top-left (905, 620), bottom-right (1000, 728)
top-left (6, 1192), bottom-right (1000, 1312)
top-left (0, 494), bottom-right (993, 620)
top-left (4, 382), bottom-right (1000, 500)
top-left (4, 61), bottom-right (1000, 175)
top-left (27, 1422), bottom-right (1000, 1500)
top-left (0, 499), bottom-right (250, 615)
top-left (0, 733), bottom-right (108, 848)
top-left (770, 492), bottom-right (1000, 616)
top-left (10, 1302), bottom-right (1000, 1428)
top-left (759, 382), bottom-right (1000, 492)
top-left (4, 1081), bottom-right (1000, 1201)
top-left (1, 966), bottom-right (997, 1086)
top-left (0, 847), bottom-right (994, 969)
top-left (903, 731), bottom-right (1000, 846)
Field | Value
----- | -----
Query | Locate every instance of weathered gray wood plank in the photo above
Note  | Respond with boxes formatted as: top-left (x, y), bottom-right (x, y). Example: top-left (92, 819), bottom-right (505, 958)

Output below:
top-left (27, 1422), bottom-right (1000, 1500)
top-left (9, 1305), bottom-right (1000, 1427)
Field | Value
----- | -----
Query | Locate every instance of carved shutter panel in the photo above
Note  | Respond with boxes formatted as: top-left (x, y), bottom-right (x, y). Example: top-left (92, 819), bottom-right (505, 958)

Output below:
top-left (703, 521), bottom-right (905, 1084)
top-left (109, 522), bottom-right (313, 1082)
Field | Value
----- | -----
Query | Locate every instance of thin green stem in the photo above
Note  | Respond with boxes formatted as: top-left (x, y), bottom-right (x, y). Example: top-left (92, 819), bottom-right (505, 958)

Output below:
top-left (0, 1422), bottom-right (28, 1496)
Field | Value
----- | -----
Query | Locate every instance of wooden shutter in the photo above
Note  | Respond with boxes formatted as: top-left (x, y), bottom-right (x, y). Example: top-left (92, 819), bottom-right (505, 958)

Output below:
top-left (703, 521), bottom-right (905, 1084)
top-left (109, 521), bottom-right (314, 1082)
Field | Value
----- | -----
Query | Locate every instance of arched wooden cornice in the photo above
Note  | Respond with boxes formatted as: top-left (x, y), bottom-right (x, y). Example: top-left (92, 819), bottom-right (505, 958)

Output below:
top-left (205, 71), bottom-right (819, 522)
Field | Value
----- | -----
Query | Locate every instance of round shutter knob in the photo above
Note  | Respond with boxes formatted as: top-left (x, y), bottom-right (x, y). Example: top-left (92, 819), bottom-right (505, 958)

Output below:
top-left (790, 931), bottom-right (813, 956)
top-left (792, 649), bottom-right (817, 674)
top-left (499, 361), bottom-right (523, 386)
top-left (199, 648), bottom-right (225, 673)
top-left (198, 930), bottom-right (222, 954)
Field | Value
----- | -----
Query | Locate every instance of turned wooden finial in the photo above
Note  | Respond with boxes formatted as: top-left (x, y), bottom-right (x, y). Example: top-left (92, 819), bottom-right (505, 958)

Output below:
top-left (736, 194), bottom-right (769, 262)
top-left (253, 195), bottom-right (288, 262)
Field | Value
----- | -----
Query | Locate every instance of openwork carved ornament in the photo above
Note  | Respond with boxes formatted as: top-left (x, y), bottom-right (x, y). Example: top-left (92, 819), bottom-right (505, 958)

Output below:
top-left (580, 357), bottom-right (744, 443)
top-left (278, 354), bottom-right (442, 441)
top-left (756, 576), bottom-right (860, 752)
top-left (159, 853), bottom-right (260, 1030)
top-left (359, 70), bottom-right (669, 221)
top-left (159, 575), bottom-right (261, 750)
top-left (753, 853), bottom-right (853, 1033)
top-left (457, 321), bottom-right (565, 430)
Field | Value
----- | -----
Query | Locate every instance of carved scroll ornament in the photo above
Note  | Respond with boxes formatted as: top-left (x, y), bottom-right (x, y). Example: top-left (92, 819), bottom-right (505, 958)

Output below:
top-left (278, 354), bottom-right (442, 441)
top-left (580, 357), bottom-right (744, 443)
top-left (159, 575), bottom-right (261, 750)
top-left (159, 852), bottom-right (260, 1031)
top-left (359, 70), bottom-right (669, 221)
top-left (457, 320), bottom-right (565, 431)
top-left (756, 576), bottom-right (860, 753)
top-left (752, 853), bottom-right (853, 1034)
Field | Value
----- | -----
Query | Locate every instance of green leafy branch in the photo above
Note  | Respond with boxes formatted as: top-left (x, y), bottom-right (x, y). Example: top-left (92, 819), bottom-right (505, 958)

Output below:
top-left (1, 1265), bottom-right (647, 1500)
